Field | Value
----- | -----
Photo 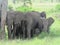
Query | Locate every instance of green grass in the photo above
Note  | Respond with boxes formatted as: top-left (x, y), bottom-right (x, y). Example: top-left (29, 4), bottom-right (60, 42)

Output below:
top-left (1, 11), bottom-right (60, 45)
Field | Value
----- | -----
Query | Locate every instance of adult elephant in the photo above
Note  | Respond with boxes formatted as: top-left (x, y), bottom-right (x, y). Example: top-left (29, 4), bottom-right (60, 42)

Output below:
top-left (6, 11), bottom-right (16, 39)
top-left (24, 11), bottom-right (43, 38)
top-left (6, 11), bottom-right (25, 39)
top-left (32, 11), bottom-right (46, 34)
top-left (28, 11), bottom-right (46, 37)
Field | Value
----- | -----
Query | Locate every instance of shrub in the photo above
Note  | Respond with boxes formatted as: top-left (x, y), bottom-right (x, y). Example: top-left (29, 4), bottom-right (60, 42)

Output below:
top-left (55, 4), bottom-right (60, 12)
top-left (16, 6), bottom-right (34, 12)
top-left (8, 5), bottom-right (13, 11)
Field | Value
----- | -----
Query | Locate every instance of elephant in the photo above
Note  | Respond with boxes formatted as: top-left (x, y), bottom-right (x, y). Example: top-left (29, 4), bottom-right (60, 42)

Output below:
top-left (6, 11), bottom-right (15, 39)
top-left (6, 11), bottom-right (25, 39)
top-left (12, 11), bottom-right (24, 38)
top-left (28, 11), bottom-right (46, 37)
top-left (24, 11), bottom-right (43, 38)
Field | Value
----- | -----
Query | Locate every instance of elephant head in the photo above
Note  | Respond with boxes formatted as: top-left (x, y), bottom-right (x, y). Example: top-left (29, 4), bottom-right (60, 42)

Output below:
top-left (32, 11), bottom-right (46, 18)
top-left (42, 17), bottom-right (54, 33)
top-left (47, 17), bottom-right (54, 27)
top-left (40, 11), bottom-right (46, 18)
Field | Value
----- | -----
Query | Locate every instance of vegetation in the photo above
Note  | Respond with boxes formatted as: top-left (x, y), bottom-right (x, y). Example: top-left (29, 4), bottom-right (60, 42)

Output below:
top-left (0, 0), bottom-right (60, 45)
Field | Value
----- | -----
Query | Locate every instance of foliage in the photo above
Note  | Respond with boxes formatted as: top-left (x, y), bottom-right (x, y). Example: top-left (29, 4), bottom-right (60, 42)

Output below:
top-left (55, 4), bottom-right (60, 12)
top-left (1, 0), bottom-right (60, 44)
top-left (8, 5), bottom-right (13, 11)
top-left (16, 6), bottom-right (34, 12)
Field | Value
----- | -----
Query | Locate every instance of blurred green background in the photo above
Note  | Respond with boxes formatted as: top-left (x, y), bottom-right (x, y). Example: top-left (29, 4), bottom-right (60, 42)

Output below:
top-left (1, 0), bottom-right (60, 45)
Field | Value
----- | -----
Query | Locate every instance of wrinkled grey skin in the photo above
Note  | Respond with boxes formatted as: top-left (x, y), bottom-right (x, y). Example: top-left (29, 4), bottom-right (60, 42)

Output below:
top-left (6, 11), bottom-right (25, 39)
top-left (24, 11), bottom-right (43, 38)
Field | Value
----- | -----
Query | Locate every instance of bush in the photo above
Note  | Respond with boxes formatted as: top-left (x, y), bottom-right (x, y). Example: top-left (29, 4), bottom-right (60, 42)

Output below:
top-left (16, 6), bottom-right (34, 12)
top-left (55, 4), bottom-right (60, 12)
top-left (8, 5), bottom-right (13, 11)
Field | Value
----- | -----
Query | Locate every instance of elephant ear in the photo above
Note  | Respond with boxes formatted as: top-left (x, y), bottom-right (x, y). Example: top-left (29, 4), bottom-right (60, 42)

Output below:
top-left (40, 11), bottom-right (46, 18)
top-left (47, 17), bottom-right (54, 27)
top-left (41, 18), bottom-right (48, 32)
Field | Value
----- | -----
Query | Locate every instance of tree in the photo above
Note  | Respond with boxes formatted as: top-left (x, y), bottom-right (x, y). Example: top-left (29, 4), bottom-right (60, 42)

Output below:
top-left (23, 0), bottom-right (32, 7)
top-left (0, 0), bottom-right (8, 39)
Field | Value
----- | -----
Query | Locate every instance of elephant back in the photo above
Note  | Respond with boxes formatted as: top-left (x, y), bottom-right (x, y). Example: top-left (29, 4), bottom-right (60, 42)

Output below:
top-left (14, 11), bottom-right (24, 24)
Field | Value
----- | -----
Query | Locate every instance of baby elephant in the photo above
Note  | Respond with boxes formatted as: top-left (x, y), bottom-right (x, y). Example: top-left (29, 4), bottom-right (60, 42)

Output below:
top-left (42, 17), bottom-right (54, 33)
top-left (34, 17), bottom-right (54, 36)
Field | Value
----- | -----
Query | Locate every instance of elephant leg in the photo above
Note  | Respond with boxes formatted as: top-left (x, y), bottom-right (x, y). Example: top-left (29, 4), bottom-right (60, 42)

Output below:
top-left (24, 21), bottom-right (27, 38)
top-left (23, 24), bottom-right (25, 39)
top-left (27, 23), bottom-right (32, 39)
top-left (38, 19), bottom-right (43, 33)
top-left (35, 28), bottom-right (40, 36)
top-left (15, 24), bottom-right (20, 39)
top-left (23, 28), bottom-right (25, 39)
top-left (38, 24), bottom-right (42, 34)
top-left (21, 20), bottom-right (25, 39)
top-left (8, 25), bottom-right (13, 39)
top-left (13, 24), bottom-right (17, 39)
top-left (31, 29), bottom-right (34, 37)
top-left (31, 27), bottom-right (36, 37)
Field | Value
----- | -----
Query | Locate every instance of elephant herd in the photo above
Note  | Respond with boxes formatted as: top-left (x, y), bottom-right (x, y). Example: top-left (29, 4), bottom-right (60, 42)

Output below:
top-left (6, 11), bottom-right (54, 39)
